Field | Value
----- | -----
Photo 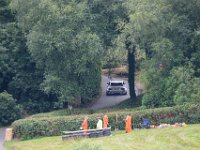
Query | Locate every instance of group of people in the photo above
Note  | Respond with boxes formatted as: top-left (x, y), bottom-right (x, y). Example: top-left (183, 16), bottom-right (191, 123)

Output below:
top-left (81, 114), bottom-right (133, 133)
top-left (81, 114), bottom-right (109, 130)
top-left (80, 114), bottom-right (187, 134)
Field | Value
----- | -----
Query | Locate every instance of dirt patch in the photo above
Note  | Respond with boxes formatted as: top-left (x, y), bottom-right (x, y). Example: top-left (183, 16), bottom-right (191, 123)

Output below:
top-left (102, 66), bottom-right (128, 80)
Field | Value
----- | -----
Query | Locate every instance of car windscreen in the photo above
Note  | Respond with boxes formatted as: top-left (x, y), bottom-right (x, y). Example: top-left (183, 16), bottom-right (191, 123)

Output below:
top-left (110, 83), bottom-right (123, 86)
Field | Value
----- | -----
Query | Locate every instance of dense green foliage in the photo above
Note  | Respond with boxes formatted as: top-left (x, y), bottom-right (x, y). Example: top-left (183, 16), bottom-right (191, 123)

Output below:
top-left (1, 0), bottom-right (200, 123)
top-left (10, 0), bottom-right (104, 106)
top-left (118, 0), bottom-right (200, 107)
top-left (0, 92), bottom-right (22, 126)
top-left (12, 103), bottom-right (200, 139)
top-left (0, 0), bottom-right (58, 114)
top-left (87, 0), bottom-right (128, 70)
top-left (0, 0), bottom-right (127, 117)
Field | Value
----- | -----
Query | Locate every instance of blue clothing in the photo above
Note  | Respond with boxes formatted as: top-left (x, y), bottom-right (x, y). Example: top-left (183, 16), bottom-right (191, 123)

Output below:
top-left (142, 118), bottom-right (150, 128)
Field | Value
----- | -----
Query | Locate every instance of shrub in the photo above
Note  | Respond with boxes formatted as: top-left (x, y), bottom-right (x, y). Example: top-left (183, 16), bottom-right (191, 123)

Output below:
top-left (174, 78), bottom-right (200, 105)
top-left (142, 92), bottom-right (161, 108)
top-left (0, 92), bottom-right (22, 126)
top-left (22, 99), bottom-right (52, 114)
top-left (12, 103), bottom-right (200, 140)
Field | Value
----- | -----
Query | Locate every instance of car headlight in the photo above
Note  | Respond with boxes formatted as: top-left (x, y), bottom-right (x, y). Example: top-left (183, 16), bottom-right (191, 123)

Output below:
top-left (107, 88), bottom-right (111, 91)
top-left (121, 87), bottom-right (125, 91)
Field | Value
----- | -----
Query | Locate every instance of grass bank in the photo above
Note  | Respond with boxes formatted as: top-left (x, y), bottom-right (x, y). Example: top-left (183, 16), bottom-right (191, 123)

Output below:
top-left (6, 124), bottom-right (200, 150)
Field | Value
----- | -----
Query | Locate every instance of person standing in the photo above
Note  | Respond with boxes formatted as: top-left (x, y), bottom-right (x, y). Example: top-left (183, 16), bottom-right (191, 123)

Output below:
top-left (81, 117), bottom-right (88, 133)
top-left (96, 117), bottom-right (103, 129)
top-left (125, 114), bottom-right (132, 133)
top-left (103, 114), bottom-right (109, 128)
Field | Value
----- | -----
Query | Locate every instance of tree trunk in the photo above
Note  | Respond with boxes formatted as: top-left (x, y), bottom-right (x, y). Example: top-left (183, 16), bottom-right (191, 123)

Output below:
top-left (125, 36), bottom-right (137, 105)
top-left (128, 50), bottom-right (137, 102)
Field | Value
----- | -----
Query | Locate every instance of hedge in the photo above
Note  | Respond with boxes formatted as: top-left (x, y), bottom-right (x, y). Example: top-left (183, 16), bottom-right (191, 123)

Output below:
top-left (12, 103), bottom-right (200, 140)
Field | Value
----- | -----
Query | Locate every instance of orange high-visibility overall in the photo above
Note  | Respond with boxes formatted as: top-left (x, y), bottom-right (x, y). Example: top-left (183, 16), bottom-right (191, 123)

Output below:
top-left (82, 119), bottom-right (88, 133)
top-left (103, 115), bottom-right (109, 128)
top-left (125, 115), bottom-right (132, 133)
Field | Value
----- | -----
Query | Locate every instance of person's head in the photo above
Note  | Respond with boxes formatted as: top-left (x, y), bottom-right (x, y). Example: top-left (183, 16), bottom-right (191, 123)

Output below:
top-left (97, 116), bottom-right (101, 120)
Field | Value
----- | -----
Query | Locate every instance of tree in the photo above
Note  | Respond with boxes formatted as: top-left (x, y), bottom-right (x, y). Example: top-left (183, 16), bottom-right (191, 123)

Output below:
top-left (118, 0), bottom-right (164, 105)
top-left (134, 0), bottom-right (200, 107)
top-left (0, 0), bottom-right (58, 113)
top-left (87, 0), bottom-right (128, 76)
top-left (11, 0), bottom-right (103, 106)
top-left (125, 35), bottom-right (137, 103)
top-left (0, 0), bottom-right (15, 92)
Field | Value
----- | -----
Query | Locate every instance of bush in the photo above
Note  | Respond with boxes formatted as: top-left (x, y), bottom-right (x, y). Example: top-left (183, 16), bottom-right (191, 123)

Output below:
top-left (174, 78), bottom-right (200, 105)
top-left (142, 92), bottom-right (161, 108)
top-left (0, 92), bottom-right (22, 126)
top-left (22, 99), bottom-right (52, 114)
top-left (12, 103), bottom-right (200, 140)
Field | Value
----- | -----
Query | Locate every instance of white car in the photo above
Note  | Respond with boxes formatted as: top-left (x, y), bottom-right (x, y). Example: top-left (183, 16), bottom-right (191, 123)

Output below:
top-left (106, 80), bottom-right (127, 95)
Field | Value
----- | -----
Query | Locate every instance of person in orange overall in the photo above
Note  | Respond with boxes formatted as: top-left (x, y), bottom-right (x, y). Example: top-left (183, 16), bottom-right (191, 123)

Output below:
top-left (125, 114), bottom-right (132, 133)
top-left (81, 117), bottom-right (88, 134)
top-left (103, 114), bottom-right (109, 128)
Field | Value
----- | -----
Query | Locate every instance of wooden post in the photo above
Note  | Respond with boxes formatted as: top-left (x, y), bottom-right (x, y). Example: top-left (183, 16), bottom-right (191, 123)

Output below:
top-left (115, 113), bottom-right (119, 131)
top-left (5, 128), bottom-right (13, 141)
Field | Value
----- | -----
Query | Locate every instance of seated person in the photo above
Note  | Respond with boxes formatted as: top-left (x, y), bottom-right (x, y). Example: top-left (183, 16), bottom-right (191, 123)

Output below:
top-left (142, 118), bottom-right (150, 129)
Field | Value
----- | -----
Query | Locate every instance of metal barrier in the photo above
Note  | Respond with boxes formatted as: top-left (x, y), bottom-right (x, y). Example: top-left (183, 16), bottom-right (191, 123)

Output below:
top-left (62, 127), bottom-right (111, 140)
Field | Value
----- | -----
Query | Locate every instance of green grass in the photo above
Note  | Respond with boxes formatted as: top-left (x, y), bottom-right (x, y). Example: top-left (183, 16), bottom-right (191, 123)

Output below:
top-left (6, 124), bottom-right (200, 150)
top-left (29, 93), bottom-right (145, 119)
top-left (109, 94), bottom-right (144, 109)
top-left (29, 106), bottom-right (143, 119)
top-left (29, 97), bottom-right (145, 119)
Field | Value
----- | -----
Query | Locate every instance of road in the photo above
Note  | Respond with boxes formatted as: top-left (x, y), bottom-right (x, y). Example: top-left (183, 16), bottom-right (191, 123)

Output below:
top-left (0, 128), bottom-right (6, 150)
top-left (91, 76), bottom-right (140, 109)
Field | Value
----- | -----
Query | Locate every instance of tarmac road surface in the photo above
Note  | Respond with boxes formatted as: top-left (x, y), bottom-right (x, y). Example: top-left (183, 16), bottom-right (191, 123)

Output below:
top-left (0, 128), bottom-right (6, 150)
top-left (91, 76), bottom-right (140, 109)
